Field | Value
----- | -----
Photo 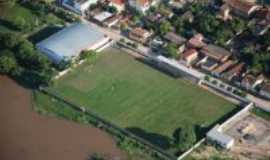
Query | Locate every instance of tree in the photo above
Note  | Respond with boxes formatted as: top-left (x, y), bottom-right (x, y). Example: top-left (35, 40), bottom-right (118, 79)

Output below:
top-left (88, 153), bottom-right (105, 160)
top-left (174, 124), bottom-right (196, 152)
top-left (0, 0), bottom-right (16, 7)
top-left (0, 32), bottom-right (21, 49)
top-left (231, 17), bottom-right (246, 34)
top-left (104, 5), bottom-right (117, 14)
top-left (164, 43), bottom-right (179, 58)
top-left (159, 20), bottom-right (172, 35)
top-left (0, 51), bottom-right (20, 76)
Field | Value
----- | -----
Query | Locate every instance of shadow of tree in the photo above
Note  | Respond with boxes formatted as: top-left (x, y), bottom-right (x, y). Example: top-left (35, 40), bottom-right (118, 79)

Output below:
top-left (0, 19), bottom-right (19, 31)
top-left (28, 25), bottom-right (63, 43)
top-left (126, 127), bottom-right (172, 150)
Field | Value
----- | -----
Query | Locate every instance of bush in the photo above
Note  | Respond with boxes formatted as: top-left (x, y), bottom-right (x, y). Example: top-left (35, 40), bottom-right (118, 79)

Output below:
top-left (211, 80), bottom-right (218, 85)
top-left (204, 75), bottom-right (210, 81)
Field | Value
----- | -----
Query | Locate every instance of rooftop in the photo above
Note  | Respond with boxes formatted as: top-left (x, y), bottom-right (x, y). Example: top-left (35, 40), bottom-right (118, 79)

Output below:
top-left (37, 23), bottom-right (107, 61)
top-left (213, 60), bottom-right (235, 74)
top-left (202, 58), bottom-right (218, 69)
top-left (242, 74), bottom-right (257, 85)
top-left (182, 49), bottom-right (198, 60)
top-left (94, 11), bottom-right (113, 22)
top-left (201, 44), bottom-right (232, 61)
top-left (164, 32), bottom-right (186, 45)
top-left (131, 27), bottom-right (150, 36)
top-left (261, 83), bottom-right (270, 92)
top-left (207, 125), bottom-right (234, 146)
top-left (226, 0), bottom-right (259, 14)
top-left (110, 0), bottom-right (125, 5)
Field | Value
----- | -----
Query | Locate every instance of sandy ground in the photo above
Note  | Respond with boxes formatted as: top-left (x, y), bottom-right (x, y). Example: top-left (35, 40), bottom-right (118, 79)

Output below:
top-left (0, 76), bottom-right (125, 160)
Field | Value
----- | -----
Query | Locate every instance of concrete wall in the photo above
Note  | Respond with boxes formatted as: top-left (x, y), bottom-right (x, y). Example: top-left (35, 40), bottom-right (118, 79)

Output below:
top-left (219, 102), bottom-right (254, 132)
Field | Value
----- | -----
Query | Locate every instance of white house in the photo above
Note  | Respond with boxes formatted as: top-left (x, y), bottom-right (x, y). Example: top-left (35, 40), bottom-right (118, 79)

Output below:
top-left (62, 0), bottom-right (98, 15)
top-left (128, 0), bottom-right (157, 14)
top-left (109, 0), bottom-right (126, 12)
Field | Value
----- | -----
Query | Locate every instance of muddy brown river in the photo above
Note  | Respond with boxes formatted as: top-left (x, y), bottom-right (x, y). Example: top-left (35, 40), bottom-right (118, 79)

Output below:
top-left (0, 76), bottom-right (125, 160)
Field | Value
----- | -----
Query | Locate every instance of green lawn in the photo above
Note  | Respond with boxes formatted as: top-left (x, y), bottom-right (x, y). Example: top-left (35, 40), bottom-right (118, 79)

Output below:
top-left (43, 48), bottom-right (237, 149)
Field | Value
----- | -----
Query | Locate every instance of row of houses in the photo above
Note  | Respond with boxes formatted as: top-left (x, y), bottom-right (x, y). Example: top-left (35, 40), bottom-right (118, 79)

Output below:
top-left (62, 0), bottom-right (161, 15)
top-left (58, 0), bottom-right (270, 100)
top-left (134, 26), bottom-right (270, 100)
top-left (219, 0), bottom-right (270, 35)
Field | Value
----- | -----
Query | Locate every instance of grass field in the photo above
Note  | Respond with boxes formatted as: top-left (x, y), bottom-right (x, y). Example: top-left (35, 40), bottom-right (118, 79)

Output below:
top-left (44, 48), bottom-right (238, 150)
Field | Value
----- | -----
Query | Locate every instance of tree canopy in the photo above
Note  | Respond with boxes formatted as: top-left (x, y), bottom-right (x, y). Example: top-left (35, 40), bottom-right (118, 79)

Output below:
top-left (164, 42), bottom-right (179, 58)
top-left (173, 124), bottom-right (196, 152)
top-left (0, 32), bottom-right (53, 87)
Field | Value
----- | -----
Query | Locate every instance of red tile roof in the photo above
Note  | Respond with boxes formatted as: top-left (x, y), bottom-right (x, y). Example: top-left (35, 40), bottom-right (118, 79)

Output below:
top-left (182, 49), bottom-right (198, 60)
top-left (111, 0), bottom-right (125, 5)
top-left (226, 0), bottom-right (259, 15)
top-left (261, 83), bottom-right (270, 92)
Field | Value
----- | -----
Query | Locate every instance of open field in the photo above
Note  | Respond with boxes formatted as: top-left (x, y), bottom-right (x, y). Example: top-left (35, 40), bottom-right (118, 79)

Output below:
top-left (43, 47), bottom-right (238, 150)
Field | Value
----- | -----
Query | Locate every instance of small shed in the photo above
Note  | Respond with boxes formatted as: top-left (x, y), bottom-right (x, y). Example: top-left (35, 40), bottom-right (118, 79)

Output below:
top-left (207, 125), bottom-right (235, 149)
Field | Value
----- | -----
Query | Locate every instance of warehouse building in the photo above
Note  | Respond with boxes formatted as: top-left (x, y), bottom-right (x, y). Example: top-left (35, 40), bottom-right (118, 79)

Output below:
top-left (36, 23), bottom-right (111, 64)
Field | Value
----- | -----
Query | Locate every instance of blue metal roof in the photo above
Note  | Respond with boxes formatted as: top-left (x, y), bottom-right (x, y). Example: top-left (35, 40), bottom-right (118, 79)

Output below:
top-left (37, 23), bottom-right (106, 61)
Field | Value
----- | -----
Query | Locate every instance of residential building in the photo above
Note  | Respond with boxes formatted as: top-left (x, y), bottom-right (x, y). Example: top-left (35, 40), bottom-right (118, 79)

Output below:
top-left (164, 32), bottom-right (186, 46)
top-left (180, 49), bottom-right (198, 66)
top-left (226, 0), bottom-right (261, 18)
top-left (128, 0), bottom-right (156, 14)
top-left (201, 58), bottom-right (219, 72)
top-left (36, 23), bottom-right (111, 64)
top-left (62, 0), bottom-right (98, 15)
top-left (168, 0), bottom-right (193, 9)
top-left (201, 44), bottom-right (232, 62)
top-left (93, 11), bottom-right (113, 24)
top-left (254, 8), bottom-right (270, 35)
top-left (181, 11), bottom-right (194, 23)
top-left (187, 33), bottom-right (206, 49)
top-left (103, 15), bottom-right (121, 27)
top-left (109, 0), bottom-right (126, 12)
top-left (129, 27), bottom-right (152, 43)
top-left (260, 83), bottom-right (270, 99)
top-left (254, 19), bottom-right (270, 35)
top-left (241, 74), bottom-right (264, 90)
top-left (212, 60), bottom-right (235, 77)
top-left (222, 62), bottom-right (245, 81)
top-left (219, 4), bottom-right (232, 21)
top-left (207, 125), bottom-right (235, 149)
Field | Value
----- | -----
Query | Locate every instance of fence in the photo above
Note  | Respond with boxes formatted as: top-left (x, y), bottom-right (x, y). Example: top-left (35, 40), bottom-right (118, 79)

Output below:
top-left (177, 138), bottom-right (206, 160)
top-left (39, 87), bottom-right (176, 160)
top-left (200, 80), bottom-right (250, 104)
top-left (218, 102), bottom-right (254, 131)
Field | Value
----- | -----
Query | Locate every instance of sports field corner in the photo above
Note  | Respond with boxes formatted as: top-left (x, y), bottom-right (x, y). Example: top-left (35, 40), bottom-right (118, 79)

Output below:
top-left (35, 47), bottom-right (239, 152)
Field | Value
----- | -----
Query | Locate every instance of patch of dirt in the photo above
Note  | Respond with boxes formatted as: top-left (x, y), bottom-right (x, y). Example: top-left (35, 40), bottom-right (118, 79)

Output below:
top-left (0, 76), bottom-right (125, 160)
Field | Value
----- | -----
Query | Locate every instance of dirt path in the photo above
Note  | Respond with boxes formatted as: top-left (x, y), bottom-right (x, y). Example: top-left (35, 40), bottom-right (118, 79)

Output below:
top-left (0, 76), bottom-right (125, 160)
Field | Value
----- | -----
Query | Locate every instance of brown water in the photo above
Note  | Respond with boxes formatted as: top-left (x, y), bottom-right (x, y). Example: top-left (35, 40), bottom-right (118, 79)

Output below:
top-left (0, 76), bottom-right (125, 160)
